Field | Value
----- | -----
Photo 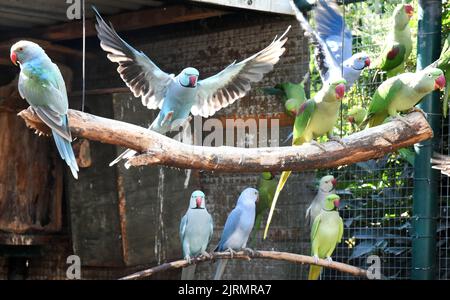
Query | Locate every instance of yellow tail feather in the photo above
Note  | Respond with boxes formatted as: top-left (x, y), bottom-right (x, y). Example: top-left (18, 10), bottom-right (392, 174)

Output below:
top-left (308, 265), bottom-right (322, 280)
top-left (263, 171), bottom-right (292, 239)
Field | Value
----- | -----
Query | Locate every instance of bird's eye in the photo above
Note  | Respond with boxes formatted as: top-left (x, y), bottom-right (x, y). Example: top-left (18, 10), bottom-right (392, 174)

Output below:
top-left (19, 47), bottom-right (23, 51)
top-left (428, 74), bottom-right (432, 77)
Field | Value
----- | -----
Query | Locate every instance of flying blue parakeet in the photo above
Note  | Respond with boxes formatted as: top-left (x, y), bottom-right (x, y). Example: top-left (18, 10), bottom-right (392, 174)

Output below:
top-left (310, 0), bottom-right (370, 89)
top-left (305, 175), bottom-right (337, 228)
top-left (213, 187), bottom-right (258, 280)
top-left (264, 1), bottom-right (348, 239)
top-left (309, 193), bottom-right (343, 280)
top-left (10, 41), bottom-right (79, 179)
top-left (179, 190), bottom-right (213, 280)
top-left (93, 7), bottom-right (290, 167)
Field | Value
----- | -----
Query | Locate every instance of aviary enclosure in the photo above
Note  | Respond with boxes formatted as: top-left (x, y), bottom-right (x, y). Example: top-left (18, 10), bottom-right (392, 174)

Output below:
top-left (0, 0), bottom-right (449, 281)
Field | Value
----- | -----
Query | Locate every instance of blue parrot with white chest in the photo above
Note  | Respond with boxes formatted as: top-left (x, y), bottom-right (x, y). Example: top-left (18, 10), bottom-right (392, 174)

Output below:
top-left (213, 187), bottom-right (258, 280)
top-left (10, 40), bottom-right (79, 179)
top-left (93, 7), bottom-right (290, 166)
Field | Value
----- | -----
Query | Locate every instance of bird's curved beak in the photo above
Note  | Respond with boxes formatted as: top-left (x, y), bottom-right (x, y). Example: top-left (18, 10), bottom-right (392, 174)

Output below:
top-left (435, 75), bottom-right (446, 91)
top-left (365, 57), bottom-right (371, 67)
top-left (331, 178), bottom-right (337, 187)
top-left (189, 75), bottom-right (197, 87)
top-left (10, 51), bottom-right (18, 66)
top-left (196, 196), bottom-right (202, 208)
top-left (335, 83), bottom-right (345, 100)
top-left (333, 198), bottom-right (340, 208)
top-left (348, 116), bottom-right (355, 124)
top-left (404, 4), bottom-right (414, 18)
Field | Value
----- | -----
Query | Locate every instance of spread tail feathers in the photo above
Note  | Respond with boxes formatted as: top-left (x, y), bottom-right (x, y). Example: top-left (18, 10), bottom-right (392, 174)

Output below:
top-left (181, 265), bottom-right (197, 280)
top-left (308, 265), bottom-right (322, 280)
top-left (53, 131), bottom-right (79, 179)
top-left (213, 259), bottom-right (228, 280)
top-left (109, 149), bottom-right (137, 167)
top-left (263, 171), bottom-right (292, 239)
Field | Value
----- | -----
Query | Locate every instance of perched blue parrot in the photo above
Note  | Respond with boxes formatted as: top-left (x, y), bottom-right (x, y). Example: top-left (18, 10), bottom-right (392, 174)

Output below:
top-left (213, 187), bottom-right (258, 280)
top-left (179, 190), bottom-right (213, 280)
top-left (10, 41), bottom-right (79, 179)
top-left (93, 7), bottom-right (290, 167)
top-left (290, 0), bottom-right (370, 89)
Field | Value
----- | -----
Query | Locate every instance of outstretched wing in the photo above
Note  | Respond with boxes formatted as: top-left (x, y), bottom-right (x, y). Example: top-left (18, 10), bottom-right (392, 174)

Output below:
top-left (289, 0), bottom-right (341, 83)
top-left (315, 0), bottom-right (353, 64)
top-left (192, 26), bottom-right (290, 117)
top-left (94, 7), bottom-right (173, 110)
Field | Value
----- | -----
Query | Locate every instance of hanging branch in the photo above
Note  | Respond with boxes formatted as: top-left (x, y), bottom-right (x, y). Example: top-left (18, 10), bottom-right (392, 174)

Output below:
top-left (18, 108), bottom-right (432, 172)
top-left (118, 250), bottom-right (368, 280)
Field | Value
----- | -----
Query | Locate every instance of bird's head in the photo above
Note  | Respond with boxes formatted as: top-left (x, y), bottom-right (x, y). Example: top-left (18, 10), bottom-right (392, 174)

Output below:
top-left (324, 194), bottom-right (341, 211)
top-left (190, 190), bottom-right (206, 209)
top-left (10, 40), bottom-right (46, 66)
top-left (349, 52), bottom-right (371, 71)
top-left (285, 98), bottom-right (301, 116)
top-left (326, 79), bottom-right (347, 101)
top-left (179, 67), bottom-right (199, 88)
top-left (319, 175), bottom-right (336, 193)
top-left (418, 68), bottom-right (446, 92)
top-left (394, 4), bottom-right (414, 29)
top-left (261, 171), bottom-right (275, 180)
top-left (347, 106), bottom-right (367, 126)
top-left (237, 187), bottom-right (259, 206)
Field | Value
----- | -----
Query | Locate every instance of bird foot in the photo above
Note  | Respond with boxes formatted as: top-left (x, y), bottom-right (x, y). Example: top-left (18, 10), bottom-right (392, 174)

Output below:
top-left (201, 251), bottom-right (211, 259)
top-left (409, 107), bottom-right (427, 119)
top-left (326, 257), bottom-right (333, 264)
top-left (328, 135), bottom-right (345, 147)
top-left (309, 140), bottom-right (326, 152)
top-left (312, 255), bottom-right (320, 264)
top-left (184, 255), bottom-right (192, 264)
top-left (226, 248), bottom-right (237, 259)
top-left (242, 248), bottom-right (256, 256)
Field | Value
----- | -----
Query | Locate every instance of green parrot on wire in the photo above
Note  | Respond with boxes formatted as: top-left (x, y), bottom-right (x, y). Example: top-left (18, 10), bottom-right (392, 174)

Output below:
top-left (250, 172), bottom-right (278, 246)
top-left (263, 3), bottom-right (347, 239)
top-left (309, 194), bottom-right (343, 280)
top-left (373, 3), bottom-right (414, 79)
top-left (361, 67), bottom-right (446, 128)
top-left (10, 41), bottom-right (79, 179)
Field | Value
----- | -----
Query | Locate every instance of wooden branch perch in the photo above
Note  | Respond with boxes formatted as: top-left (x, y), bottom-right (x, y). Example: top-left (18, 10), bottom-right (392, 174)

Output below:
top-left (118, 250), bottom-right (368, 280)
top-left (18, 109), bottom-right (432, 172)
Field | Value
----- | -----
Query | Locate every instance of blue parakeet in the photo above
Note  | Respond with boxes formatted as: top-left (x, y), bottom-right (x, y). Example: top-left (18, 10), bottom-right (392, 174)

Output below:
top-left (213, 187), bottom-right (258, 280)
top-left (10, 41), bottom-right (79, 179)
top-left (179, 190), bottom-right (213, 280)
top-left (93, 7), bottom-right (290, 167)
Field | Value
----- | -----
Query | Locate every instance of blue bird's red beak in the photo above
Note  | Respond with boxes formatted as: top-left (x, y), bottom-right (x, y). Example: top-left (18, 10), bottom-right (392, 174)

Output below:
top-left (10, 51), bottom-right (18, 66)
top-left (189, 75), bottom-right (197, 87)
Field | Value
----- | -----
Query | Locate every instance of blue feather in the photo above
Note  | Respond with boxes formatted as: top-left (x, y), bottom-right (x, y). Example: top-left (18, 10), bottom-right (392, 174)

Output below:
top-left (52, 117), bottom-right (79, 179)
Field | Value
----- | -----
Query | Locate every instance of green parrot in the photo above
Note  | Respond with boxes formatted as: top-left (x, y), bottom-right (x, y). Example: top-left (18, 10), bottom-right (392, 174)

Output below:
top-left (374, 3), bottom-right (414, 78)
top-left (263, 5), bottom-right (347, 239)
top-left (362, 67), bottom-right (446, 128)
top-left (309, 194), bottom-right (343, 280)
top-left (347, 106), bottom-right (367, 131)
top-left (435, 34), bottom-right (450, 117)
top-left (263, 72), bottom-right (309, 117)
top-left (250, 172), bottom-right (278, 247)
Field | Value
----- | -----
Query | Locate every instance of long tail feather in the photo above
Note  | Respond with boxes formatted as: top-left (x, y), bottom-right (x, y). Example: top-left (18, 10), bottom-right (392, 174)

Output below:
top-left (53, 131), bottom-right (79, 179)
top-left (109, 149), bottom-right (137, 167)
top-left (213, 260), bottom-right (228, 280)
top-left (263, 171), bottom-right (291, 239)
top-left (181, 265), bottom-right (197, 280)
top-left (308, 265), bottom-right (322, 280)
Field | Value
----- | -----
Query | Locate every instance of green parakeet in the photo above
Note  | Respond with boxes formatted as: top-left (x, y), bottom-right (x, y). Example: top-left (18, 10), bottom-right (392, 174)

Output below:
top-left (251, 172), bottom-right (277, 246)
top-left (263, 5), bottom-right (347, 239)
top-left (374, 4), bottom-right (414, 78)
top-left (309, 194), bottom-right (343, 280)
top-left (362, 67), bottom-right (446, 128)
top-left (347, 106), bottom-right (367, 131)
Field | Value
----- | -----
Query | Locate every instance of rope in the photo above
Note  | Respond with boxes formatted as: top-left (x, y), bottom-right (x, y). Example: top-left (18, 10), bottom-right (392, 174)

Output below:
top-left (81, 0), bottom-right (86, 112)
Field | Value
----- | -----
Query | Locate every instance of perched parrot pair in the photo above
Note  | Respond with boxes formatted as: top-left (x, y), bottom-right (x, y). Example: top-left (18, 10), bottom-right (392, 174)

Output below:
top-left (179, 188), bottom-right (258, 280)
top-left (92, 7), bottom-right (291, 167)
top-left (179, 190), bottom-right (214, 280)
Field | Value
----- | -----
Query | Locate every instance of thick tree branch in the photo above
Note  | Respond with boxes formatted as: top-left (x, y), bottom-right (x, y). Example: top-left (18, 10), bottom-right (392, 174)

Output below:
top-left (118, 250), bottom-right (369, 280)
top-left (18, 109), bottom-right (432, 172)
